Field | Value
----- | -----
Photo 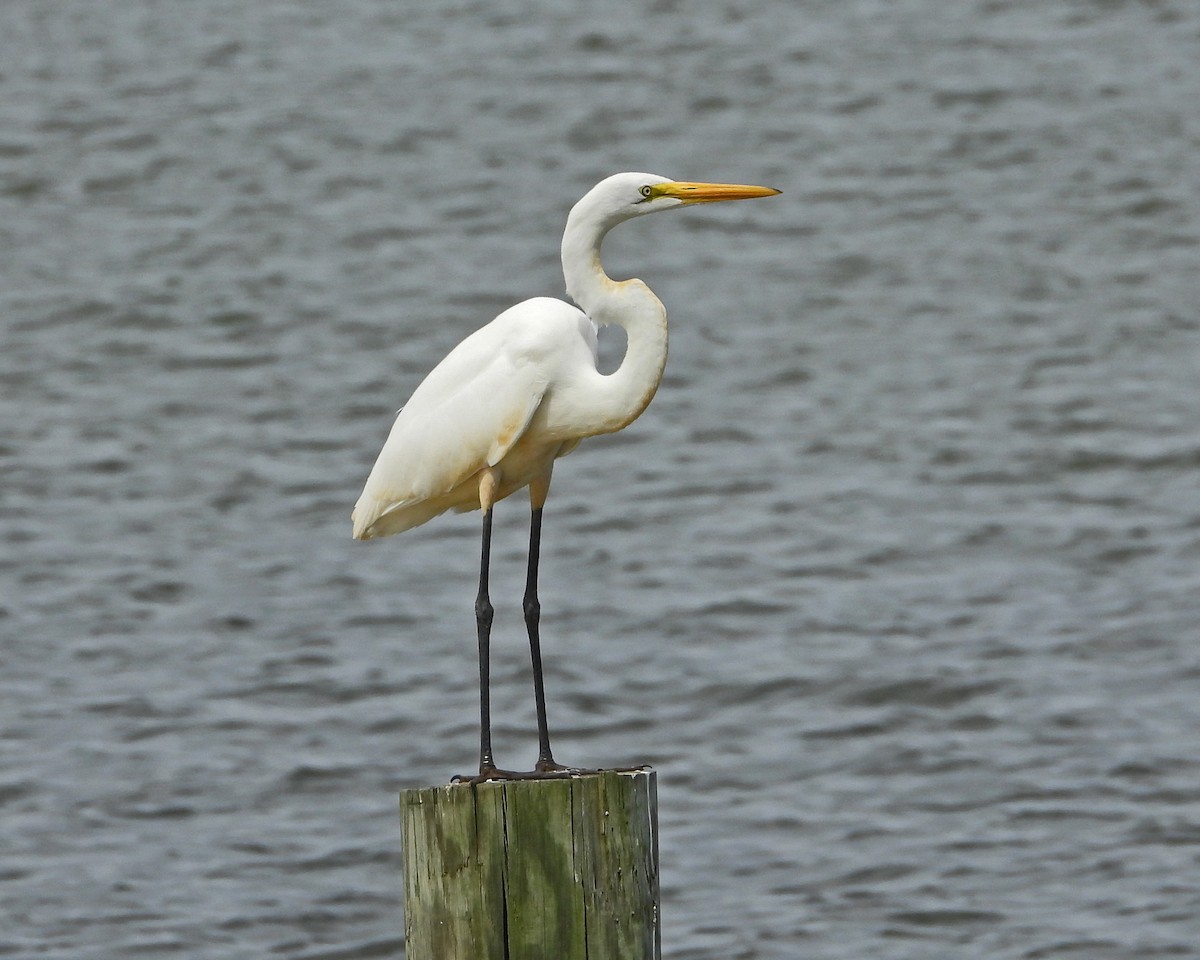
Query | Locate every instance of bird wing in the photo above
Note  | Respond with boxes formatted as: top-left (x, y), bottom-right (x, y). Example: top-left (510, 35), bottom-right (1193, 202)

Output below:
top-left (352, 298), bottom-right (586, 538)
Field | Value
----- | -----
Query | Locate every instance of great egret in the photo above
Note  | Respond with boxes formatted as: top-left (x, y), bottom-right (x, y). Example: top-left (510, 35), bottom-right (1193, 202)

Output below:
top-left (352, 172), bottom-right (779, 781)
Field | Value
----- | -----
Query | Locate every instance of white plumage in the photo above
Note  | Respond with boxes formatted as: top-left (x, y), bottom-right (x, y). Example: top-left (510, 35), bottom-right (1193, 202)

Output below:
top-left (352, 297), bottom-right (593, 538)
top-left (350, 172), bottom-right (779, 780)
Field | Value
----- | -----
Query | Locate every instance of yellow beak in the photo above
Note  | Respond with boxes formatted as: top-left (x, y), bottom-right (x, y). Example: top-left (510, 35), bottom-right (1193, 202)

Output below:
top-left (653, 181), bottom-right (781, 204)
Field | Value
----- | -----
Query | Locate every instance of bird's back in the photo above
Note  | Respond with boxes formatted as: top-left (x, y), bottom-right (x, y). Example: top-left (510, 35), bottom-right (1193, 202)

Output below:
top-left (352, 297), bottom-right (597, 539)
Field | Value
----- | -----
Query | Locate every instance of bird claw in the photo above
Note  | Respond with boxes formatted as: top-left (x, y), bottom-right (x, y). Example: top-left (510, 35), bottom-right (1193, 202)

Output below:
top-left (450, 765), bottom-right (580, 785)
top-left (534, 758), bottom-right (585, 775)
top-left (451, 761), bottom-right (650, 785)
top-left (450, 766), bottom-right (525, 785)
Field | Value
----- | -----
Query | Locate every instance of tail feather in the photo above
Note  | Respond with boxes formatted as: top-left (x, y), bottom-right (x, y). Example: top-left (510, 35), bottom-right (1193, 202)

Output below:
top-left (351, 489), bottom-right (466, 540)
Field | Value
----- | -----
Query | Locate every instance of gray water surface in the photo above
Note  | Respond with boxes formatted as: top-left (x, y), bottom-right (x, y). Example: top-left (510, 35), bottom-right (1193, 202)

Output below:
top-left (3, 1), bottom-right (1199, 957)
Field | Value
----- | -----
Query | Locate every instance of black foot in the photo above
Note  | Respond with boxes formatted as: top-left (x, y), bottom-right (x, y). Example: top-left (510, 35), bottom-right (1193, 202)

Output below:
top-left (450, 761), bottom-right (605, 784)
top-left (451, 765), bottom-right (527, 785)
top-left (535, 758), bottom-right (596, 776)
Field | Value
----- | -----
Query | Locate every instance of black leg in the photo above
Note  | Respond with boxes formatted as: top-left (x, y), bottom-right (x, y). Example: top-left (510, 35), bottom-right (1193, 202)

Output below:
top-left (451, 493), bottom-right (589, 784)
top-left (475, 506), bottom-right (496, 775)
top-left (524, 506), bottom-right (561, 771)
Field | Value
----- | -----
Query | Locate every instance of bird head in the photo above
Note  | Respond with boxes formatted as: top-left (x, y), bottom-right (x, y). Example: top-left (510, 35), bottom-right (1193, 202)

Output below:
top-left (572, 172), bottom-right (781, 229)
top-left (561, 172), bottom-right (780, 311)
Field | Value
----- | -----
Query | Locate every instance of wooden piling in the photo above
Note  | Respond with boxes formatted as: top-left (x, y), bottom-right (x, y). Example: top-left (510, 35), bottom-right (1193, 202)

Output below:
top-left (400, 768), bottom-right (660, 960)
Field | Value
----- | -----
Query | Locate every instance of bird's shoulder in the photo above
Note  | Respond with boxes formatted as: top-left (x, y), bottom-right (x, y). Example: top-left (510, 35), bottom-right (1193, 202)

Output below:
top-left (483, 296), bottom-right (595, 359)
top-left (403, 297), bottom-right (590, 405)
top-left (361, 297), bottom-right (591, 495)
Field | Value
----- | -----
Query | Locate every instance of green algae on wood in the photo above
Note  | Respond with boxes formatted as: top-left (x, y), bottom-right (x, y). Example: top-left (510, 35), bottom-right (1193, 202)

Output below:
top-left (400, 768), bottom-right (659, 960)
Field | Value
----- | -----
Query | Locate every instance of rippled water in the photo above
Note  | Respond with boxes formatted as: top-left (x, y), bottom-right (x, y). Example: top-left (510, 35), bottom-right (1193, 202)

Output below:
top-left (3, 1), bottom-right (1199, 957)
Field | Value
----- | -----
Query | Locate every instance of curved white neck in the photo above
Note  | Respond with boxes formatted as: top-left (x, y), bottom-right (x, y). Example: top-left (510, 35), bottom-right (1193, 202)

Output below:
top-left (560, 208), bottom-right (669, 435)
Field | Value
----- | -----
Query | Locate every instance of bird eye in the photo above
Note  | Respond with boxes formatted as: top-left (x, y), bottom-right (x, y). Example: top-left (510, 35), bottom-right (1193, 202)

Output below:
top-left (639, 185), bottom-right (653, 198)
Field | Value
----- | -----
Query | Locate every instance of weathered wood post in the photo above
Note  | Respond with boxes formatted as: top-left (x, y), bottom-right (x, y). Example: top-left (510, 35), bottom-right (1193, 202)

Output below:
top-left (400, 767), bottom-right (660, 959)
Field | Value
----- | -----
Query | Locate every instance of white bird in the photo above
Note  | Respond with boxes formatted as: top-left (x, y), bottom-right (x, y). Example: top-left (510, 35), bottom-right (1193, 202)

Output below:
top-left (352, 172), bottom-right (779, 781)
